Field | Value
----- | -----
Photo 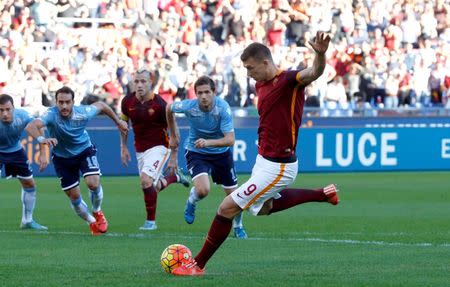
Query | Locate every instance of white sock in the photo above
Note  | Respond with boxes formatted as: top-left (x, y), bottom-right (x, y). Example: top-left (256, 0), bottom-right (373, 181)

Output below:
top-left (89, 185), bottom-right (103, 212)
top-left (188, 187), bottom-right (200, 204)
top-left (71, 197), bottom-right (95, 223)
top-left (21, 187), bottom-right (36, 224)
top-left (232, 212), bottom-right (243, 228)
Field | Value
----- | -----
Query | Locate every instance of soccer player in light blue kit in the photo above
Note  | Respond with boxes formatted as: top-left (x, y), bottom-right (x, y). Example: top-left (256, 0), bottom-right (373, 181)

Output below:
top-left (25, 86), bottom-right (128, 235)
top-left (167, 76), bottom-right (247, 239)
top-left (0, 94), bottom-right (48, 230)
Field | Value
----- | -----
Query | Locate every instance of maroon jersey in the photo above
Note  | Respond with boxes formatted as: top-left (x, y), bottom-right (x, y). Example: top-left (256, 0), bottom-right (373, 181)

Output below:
top-left (121, 93), bottom-right (169, 152)
top-left (255, 70), bottom-right (305, 158)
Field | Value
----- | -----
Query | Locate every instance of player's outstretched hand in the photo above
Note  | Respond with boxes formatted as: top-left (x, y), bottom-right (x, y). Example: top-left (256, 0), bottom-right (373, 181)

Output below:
top-left (308, 31), bottom-right (331, 55)
top-left (117, 119), bottom-right (128, 135)
top-left (120, 145), bottom-right (131, 166)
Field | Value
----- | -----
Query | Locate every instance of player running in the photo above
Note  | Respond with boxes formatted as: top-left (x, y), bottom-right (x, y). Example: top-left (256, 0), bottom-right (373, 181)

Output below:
top-left (166, 75), bottom-right (247, 239)
top-left (25, 86), bottom-right (128, 235)
top-left (173, 32), bottom-right (339, 276)
top-left (0, 94), bottom-right (48, 230)
top-left (120, 69), bottom-right (190, 231)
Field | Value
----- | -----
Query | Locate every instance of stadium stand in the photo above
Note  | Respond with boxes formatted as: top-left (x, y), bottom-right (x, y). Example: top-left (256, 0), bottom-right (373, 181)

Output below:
top-left (1, 0), bottom-right (450, 116)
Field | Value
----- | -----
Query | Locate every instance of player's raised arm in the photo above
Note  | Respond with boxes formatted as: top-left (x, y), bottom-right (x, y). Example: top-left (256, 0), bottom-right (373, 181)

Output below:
top-left (297, 31), bottom-right (331, 87)
top-left (91, 101), bottom-right (128, 135)
top-left (25, 119), bottom-right (58, 147)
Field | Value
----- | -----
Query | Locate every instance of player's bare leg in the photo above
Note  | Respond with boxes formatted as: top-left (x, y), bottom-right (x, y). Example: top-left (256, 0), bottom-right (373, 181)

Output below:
top-left (19, 178), bottom-right (47, 231)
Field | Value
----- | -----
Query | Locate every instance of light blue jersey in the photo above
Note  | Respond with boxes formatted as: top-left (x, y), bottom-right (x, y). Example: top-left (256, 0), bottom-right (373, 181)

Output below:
top-left (171, 97), bottom-right (234, 154)
top-left (0, 109), bottom-right (33, 153)
top-left (40, 105), bottom-right (99, 158)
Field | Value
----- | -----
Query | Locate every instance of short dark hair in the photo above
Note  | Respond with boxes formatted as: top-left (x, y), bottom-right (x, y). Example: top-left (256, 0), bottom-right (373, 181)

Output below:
top-left (0, 94), bottom-right (14, 106)
top-left (194, 76), bottom-right (216, 93)
top-left (240, 42), bottom-right (274, 62)
top-left (55, 86), bottom-right (75, 101)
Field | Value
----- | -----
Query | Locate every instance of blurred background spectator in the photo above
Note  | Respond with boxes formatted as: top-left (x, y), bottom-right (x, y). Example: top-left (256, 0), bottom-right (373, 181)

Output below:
top-left (1, 0), bottom-right (450, 116)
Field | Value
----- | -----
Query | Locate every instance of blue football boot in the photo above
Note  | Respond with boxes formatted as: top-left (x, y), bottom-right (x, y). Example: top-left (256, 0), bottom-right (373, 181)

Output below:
top-left (20, 220), bottom-right (48, 231)
top-left (233, 226), bottom-right (248, 239)
top-left (184, 200), bottom-right (196, 224)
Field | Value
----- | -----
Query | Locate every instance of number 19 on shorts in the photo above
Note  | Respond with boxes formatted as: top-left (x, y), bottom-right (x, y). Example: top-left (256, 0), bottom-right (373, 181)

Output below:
top-left (86, 156), bottom-right (99, 169)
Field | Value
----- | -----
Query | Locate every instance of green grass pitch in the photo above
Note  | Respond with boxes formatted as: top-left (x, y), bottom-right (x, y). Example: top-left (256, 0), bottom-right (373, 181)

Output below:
top-left (1, 172), bottom-right (449, 287)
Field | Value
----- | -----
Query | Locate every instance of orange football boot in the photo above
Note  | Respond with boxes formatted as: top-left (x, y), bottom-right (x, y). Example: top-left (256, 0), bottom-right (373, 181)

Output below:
top-left (89, 222), bottom-right (102, 236)
top-left (93, 211), bottom-right (108, 233)
top-left (172, 261), bottom-right (205, 276)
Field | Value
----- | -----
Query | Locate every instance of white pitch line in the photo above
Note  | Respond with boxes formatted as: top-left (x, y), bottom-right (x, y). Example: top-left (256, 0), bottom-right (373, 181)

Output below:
top-left (1, 229), bottom-right (449, 248)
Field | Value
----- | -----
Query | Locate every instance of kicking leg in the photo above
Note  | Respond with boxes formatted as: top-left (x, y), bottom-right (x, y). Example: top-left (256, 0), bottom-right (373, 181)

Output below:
top-left (269, 184), bottom-right (339, 214)
top-left (173, 195), bottom-right (242, 276)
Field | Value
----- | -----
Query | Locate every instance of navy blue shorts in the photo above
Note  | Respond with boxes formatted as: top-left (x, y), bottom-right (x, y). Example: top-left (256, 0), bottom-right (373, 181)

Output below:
top-left (185, 149), bottom-right (237, 188)
top-left (52, 145), bottom-right (101, 190)
top-left (0, 149), bottom-right (33, 179)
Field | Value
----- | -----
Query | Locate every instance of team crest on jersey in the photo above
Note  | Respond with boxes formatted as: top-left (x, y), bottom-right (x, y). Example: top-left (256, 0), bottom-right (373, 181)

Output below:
top-left (71, 114), bottom-right (86, 121)
top-left (190, 108), bottom-right (203, 117)
top-left (148, 108), bottom-right (155, 116)
top-left (173, 102), bottom-right (182, 110)
top-left (15, 118), bottom-right (23, 126)
top-left (273, 76), bottom-right (279, 86)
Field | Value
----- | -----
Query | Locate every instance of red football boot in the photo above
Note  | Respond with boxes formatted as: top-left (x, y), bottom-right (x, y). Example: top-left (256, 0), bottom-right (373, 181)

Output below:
top-left (323, 184), bottom-right (340, 205)
top-left (93, 211), bottom-right (108, 233)
top-left (89, 222), bottom-right (101, 236)
top-left (172, 261), bottom-right (205, 276)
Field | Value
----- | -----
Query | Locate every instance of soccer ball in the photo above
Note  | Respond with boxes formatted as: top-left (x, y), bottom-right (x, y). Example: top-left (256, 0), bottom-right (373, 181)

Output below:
top-left (160, 244), bottom-right (192, 273)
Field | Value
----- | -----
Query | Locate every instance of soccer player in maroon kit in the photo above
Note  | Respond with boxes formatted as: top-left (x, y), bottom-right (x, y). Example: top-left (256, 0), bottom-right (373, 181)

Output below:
top-left (173, 32), bottom-right (338, 276)
top-left (120, 69), bottom-right (189, 230)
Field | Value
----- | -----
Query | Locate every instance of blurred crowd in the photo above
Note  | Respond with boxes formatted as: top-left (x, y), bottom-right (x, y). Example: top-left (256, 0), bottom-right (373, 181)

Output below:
top-left (1, 0), bottom-right (450, 115)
